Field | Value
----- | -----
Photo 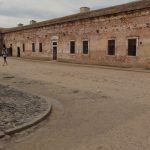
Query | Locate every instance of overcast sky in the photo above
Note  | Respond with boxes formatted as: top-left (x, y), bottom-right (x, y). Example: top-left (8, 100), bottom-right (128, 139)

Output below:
top-left (0, 0), bottom-right (137, 28)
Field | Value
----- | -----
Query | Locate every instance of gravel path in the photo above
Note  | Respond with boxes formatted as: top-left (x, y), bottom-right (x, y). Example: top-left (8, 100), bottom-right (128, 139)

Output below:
top-left (0, 84), bottom-right (48, 132)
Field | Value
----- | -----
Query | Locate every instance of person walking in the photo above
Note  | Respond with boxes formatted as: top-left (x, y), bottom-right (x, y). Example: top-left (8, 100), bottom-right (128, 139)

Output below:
top-left (2, 45), bottom-right (8, 66)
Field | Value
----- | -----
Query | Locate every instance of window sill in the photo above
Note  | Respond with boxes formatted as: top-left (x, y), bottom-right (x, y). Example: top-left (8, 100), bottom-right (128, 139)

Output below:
top-left (127, 55), bottom-right (137, 57)
top-left (106, 55), bottom-right (116, 57)
top-left (82, 53), bottom-right (89, 55)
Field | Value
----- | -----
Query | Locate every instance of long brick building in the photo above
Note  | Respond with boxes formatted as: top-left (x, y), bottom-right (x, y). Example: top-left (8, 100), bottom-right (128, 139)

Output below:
top-left (0, 0), bottom-right (150, 68)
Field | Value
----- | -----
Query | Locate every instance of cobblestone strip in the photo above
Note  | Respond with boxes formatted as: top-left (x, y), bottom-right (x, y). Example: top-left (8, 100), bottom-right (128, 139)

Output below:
top-left (5, 102), bottom-right (51, 136)
top-left (0, 84), bottom-right (52, 138)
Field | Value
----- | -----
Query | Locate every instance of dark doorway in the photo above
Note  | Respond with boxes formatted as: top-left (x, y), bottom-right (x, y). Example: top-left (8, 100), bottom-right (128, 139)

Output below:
top-left (17, 47), bottom-right (20, 57)
top-left (53, 46), bottom-right (57, 60)
top-left (9, 47), bottom-right (13, 56)
top-left (128, 39), bottom-right (137, 56)
top-left (6, 44), bottom-right (13, 56)
top-left (9, 44), bottom-right (13, 56)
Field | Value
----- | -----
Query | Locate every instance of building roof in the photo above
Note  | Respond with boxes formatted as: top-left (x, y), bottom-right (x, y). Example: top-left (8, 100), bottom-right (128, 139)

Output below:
top-left (2, 0), bottom-right (150, 33)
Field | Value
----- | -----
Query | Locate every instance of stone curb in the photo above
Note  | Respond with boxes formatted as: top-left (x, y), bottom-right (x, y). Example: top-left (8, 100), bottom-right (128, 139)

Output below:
top-left (1, 101), bottom-right (52, 137)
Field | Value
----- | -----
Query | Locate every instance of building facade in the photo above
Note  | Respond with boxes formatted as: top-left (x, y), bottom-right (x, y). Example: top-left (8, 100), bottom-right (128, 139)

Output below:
top-left (1, 0), bottom-right (150, 68)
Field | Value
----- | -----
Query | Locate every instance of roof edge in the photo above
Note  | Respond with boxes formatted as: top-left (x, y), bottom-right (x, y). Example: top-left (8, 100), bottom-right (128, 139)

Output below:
top-left (2, 0), bottom-right (150, 33)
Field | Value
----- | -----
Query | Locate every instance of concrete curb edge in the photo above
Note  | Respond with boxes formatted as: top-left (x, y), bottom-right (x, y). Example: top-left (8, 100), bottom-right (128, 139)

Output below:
top-left (3, 101), bottom-right (52, 137)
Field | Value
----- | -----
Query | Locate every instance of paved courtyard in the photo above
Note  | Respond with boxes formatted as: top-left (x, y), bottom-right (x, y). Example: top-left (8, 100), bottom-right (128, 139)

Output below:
top-left (0, 58), bottom-right (150, 150)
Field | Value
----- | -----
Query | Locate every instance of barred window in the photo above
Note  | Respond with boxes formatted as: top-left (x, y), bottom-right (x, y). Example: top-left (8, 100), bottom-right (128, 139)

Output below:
top-left (108, 40), bottom-right (115, 55)
top-left (128, 39), bottom-right (137, 56)
top-left (83, 41), bottom-right (88, 54)
top-left (32, 43), bottom-right (35, 52)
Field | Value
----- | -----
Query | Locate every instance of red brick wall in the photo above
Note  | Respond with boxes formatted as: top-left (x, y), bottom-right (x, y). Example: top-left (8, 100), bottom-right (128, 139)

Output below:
top-left (3, 8), bottom-right (150, 68)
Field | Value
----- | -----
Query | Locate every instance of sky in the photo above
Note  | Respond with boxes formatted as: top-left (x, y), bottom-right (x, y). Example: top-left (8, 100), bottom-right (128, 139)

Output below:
top-left (0, 0), bottom-right (137, 28)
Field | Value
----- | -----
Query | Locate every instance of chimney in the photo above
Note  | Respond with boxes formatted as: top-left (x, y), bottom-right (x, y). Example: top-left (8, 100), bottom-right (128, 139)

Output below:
top-left (18, 23), bottom-right (23, 27)
top-left (30, 20), bottom-right (36, 25)
top-left (80, 7), bottom-right (90, 13)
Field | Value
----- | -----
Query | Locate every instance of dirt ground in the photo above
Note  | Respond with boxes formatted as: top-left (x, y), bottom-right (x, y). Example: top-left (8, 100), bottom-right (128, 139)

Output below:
top-left (0, 58), bottom-right (150, 150)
